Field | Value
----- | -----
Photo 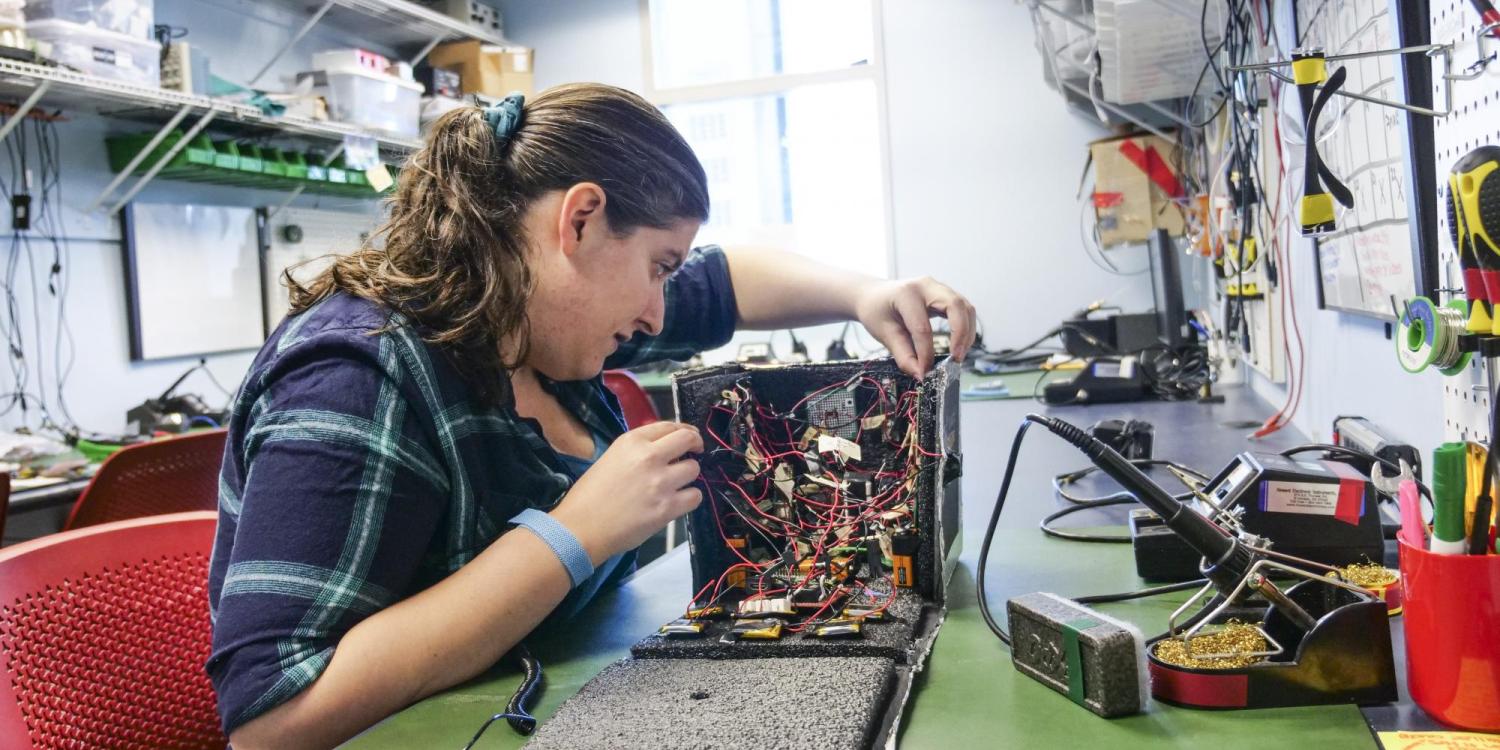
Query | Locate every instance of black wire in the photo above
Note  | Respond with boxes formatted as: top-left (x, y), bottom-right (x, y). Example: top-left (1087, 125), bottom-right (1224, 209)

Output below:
top-left (461, 712), bottom-right (536, 750)
top-left (1040, 498), bottom-right (1136, 543)
top-left (1075, 578), bottom-right (1208, 605)
top-left (505, 644), bottom-right (543, 735)
top-left (977, 420), bottom-right (1034, 646)
top-left (1053, 459), bottom-right (1210, 505)
top-left (461, 644), bottom-right (544, 748)
top-left (1044, 459), bottom-right (1206, 543)
top-left (1139, 345), bottom-right (1212, 401)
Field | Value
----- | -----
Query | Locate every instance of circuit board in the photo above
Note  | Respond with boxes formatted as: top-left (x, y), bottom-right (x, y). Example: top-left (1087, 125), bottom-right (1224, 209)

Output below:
top-left (664, 359), bottom-right (959, 648)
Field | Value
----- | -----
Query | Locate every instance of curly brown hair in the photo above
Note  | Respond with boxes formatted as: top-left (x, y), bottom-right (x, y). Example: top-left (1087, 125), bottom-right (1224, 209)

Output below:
top-left (286, 83), bottom-right (710, 404)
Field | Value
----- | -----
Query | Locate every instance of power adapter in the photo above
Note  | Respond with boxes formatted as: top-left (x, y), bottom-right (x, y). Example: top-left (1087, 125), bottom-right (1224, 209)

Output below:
top-left (11, 194), bottom-right (30, 231)
top-left (1006, 592), bottom-right (1148, 718)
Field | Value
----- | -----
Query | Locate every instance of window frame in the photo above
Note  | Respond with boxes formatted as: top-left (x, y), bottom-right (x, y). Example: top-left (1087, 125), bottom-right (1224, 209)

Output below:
top-left (637, 0), bottom-right (898, 277)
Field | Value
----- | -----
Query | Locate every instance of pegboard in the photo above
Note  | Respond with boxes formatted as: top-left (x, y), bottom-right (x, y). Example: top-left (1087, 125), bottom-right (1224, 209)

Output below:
top-left (1299, 0), bottom-right (1421, 319)
top-left (260, 207), bottom-right (379, 334)
top-left (1432, 3), bottom-right (1500, 444)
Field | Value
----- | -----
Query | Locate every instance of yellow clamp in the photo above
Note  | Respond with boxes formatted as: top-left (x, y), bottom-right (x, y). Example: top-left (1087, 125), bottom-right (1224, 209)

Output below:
top-left (1300, 192), bottom-right (1335, 229)
top-left (1233, 237), bottom-right (1258, 268)
top-left (1291, 55), bottom-right (1327, 85)
top-left (1227, 282), bottom-right (1262, 297)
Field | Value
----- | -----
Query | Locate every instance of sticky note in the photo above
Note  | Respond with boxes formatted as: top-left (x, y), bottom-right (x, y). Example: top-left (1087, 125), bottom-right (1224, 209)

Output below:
top-left (365, 163), bottom-right (394, 192)
top-left (1376, 731), bottom-right (1500, 749)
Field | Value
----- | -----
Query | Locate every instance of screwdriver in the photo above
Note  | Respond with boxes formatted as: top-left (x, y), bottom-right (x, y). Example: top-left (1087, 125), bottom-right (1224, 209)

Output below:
top-left (1450, 146), bottom-right (1500, 336)
top-left (1471, 0), bottom-right (1500, 37)
top-left (1451, 151), bottom-right (1493, 335)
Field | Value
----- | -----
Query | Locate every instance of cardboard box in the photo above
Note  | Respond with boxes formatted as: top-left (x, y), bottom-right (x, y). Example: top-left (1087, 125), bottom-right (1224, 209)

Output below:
top-left (1091, 133), bottom-right (1185, 247)
top-left (427, 41), bottom-right (533, 99)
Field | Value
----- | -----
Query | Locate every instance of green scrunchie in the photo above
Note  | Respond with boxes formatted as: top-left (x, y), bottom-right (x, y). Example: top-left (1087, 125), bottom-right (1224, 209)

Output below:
top-left (483, 92), bottom-right (526, 144)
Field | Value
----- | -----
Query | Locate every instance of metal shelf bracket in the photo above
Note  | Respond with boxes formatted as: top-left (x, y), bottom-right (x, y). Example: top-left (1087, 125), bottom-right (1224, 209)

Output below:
top-left (249, 0), bottom-right (338, 88)
top-left (99, 107), bottom-right (221, 215)
top-left (84, 104), bottom-right (193, 214)
top-left (0, 81), bottom-right (54, 147)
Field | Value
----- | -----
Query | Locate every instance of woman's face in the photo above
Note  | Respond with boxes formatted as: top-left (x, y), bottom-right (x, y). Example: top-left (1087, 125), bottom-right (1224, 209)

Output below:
top-left (523, 184), bottom-right (702, 382)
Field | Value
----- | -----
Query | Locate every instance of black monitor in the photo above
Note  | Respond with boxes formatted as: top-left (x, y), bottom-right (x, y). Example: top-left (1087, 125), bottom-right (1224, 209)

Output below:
top-left (1147, 228), bottom-right (1189, 347)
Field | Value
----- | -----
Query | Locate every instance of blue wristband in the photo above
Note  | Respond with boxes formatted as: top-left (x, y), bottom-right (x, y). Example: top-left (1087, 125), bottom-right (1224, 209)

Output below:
top-left (510, 508), bottom-right (594, 587)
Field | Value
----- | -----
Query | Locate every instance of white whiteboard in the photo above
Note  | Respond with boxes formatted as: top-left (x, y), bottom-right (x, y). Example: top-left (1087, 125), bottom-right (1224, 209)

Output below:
top-left (261, 207), bottom-right (378, 333)
top-left (123, 203), bottom-right (264, 361)
top-left (1300, 0), bottom-right (1420, 319)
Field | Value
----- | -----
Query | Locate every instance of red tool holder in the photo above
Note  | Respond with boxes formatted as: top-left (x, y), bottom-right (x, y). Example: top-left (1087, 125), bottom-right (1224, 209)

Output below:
top-left (1398, 537), bottom-right (1500, 731)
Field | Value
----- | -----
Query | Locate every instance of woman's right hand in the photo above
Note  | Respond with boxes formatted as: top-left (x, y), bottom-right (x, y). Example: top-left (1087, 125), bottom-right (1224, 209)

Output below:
top-left (549, 421), bottom-right (704, 564)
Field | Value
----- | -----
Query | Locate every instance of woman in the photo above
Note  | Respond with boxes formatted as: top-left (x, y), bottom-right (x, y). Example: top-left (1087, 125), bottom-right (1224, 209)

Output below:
top-left (211, 83), bottom-right (975, 748)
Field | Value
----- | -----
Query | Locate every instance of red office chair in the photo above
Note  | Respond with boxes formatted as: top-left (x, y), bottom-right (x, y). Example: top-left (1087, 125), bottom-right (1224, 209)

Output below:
top-left (0, 473), bottom-right (11, 547)
top-left (603, 370), bottom-right (661, 429)
top-left (63, 429), bottom-right (227, 531)
top-left (0, 511), bottom-right (225, 749)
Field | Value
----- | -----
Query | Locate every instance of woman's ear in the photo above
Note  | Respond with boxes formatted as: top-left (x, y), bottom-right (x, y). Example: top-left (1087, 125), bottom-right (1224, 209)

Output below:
top-left (557, 182), bottom-right (607, 257)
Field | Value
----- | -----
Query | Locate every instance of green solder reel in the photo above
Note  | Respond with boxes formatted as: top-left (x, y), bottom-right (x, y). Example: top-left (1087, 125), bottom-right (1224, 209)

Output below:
top-left (1395, 297), bottom-right (1473, 376)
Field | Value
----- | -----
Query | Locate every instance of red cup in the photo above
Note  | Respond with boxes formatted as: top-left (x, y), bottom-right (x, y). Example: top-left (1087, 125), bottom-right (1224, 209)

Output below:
top-left (1398, 537), bottom-right (1500, 731)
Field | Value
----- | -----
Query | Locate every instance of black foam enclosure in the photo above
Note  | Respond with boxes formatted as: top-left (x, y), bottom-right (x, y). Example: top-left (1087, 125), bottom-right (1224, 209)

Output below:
top-left (525, 656), bottom-right (896, 750)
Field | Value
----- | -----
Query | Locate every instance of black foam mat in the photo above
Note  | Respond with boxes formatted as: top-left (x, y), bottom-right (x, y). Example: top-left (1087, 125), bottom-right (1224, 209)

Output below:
top-left (524, 656), bottom-right (896, 750)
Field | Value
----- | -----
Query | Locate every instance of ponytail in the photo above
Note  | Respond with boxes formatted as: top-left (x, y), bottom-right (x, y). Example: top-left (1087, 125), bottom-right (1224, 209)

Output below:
top-left (286, 83), bottom-right (709, 406)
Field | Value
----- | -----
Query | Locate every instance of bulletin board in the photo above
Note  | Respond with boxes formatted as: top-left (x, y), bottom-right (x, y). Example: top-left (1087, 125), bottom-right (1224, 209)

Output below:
top-left (1301, 0), bottom-right (1437, 320)
top-left (260, 207), bottom-right (377, 334)
top-left (121, 203), bottom-right (266, 361)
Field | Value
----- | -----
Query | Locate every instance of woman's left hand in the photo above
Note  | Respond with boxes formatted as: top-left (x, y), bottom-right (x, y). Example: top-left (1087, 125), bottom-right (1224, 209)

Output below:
top-left (853, 276), bottom-right (977, 379)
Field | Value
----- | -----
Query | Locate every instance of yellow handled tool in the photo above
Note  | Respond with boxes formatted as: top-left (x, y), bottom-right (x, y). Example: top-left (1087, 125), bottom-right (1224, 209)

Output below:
top-left (1450, 146), bottom-right (1500, 335)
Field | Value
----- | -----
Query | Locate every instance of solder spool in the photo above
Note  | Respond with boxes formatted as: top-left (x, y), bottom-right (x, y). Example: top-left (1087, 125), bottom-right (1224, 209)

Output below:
top-left (1396, 297), bottom-right (1472, 375)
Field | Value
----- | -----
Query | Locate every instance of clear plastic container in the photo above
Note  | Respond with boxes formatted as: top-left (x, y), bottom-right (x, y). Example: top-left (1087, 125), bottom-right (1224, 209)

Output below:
top-left (302, 68), bottom-right (423, 139)
top-left (27, 18), bottom-right (161, 87)
top-left (24, 0), bottom-right (153, 38)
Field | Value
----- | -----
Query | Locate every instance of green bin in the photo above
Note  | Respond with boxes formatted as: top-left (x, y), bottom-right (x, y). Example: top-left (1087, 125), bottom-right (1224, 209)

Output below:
top-left (104, 130), bottom-right (216, 181)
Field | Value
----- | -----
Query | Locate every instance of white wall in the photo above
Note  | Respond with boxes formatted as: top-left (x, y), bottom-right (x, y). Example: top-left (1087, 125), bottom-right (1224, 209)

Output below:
top-left (880, 0), bottom-right (1158, 335)
top-left (0, 0), bottom-right (385, 436)
top-left (498, 0), bottom-right (1160, 360)
top-left (1245, 243), bottom-right (1444, 450)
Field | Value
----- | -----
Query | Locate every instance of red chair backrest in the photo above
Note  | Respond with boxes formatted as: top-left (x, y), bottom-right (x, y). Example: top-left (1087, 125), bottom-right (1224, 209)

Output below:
top-left (0, 473), bottom-right (11, 547)
top-left (0, 511), bottom-right (225, 749)
top-left (603, 370), bottom-right (661, 429)
top-left (64, 429), bottom-right (227, 531)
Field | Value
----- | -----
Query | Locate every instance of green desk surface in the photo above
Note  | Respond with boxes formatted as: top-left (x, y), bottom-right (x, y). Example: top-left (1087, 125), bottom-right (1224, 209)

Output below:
top-left (349, 388), bottom-right (1380, 749)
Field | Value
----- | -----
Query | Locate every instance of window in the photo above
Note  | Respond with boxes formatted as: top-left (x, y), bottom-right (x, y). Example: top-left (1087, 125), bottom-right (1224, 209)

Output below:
top-left (648, 0), bottom-right (875, 89)
top-left (644, 0), bottom-right (891, 283)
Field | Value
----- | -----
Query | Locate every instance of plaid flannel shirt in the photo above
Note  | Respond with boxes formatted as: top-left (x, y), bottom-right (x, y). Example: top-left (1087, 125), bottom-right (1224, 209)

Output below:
top-left (206, 246), bottom-right (736, 733)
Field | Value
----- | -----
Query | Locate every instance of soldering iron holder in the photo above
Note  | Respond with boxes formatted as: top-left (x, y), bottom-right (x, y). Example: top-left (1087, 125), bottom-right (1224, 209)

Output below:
top-left (1148, 576), bottom-right (1397, 710)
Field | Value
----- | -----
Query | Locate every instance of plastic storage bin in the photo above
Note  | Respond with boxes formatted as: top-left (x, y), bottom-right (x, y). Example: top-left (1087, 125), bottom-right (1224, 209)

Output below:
top-left (27, 18), bottom-right (160, 86)
top-left (24, 0), bottom-right (153, 38)
top-left (302, 68), bottom-right (422, 139)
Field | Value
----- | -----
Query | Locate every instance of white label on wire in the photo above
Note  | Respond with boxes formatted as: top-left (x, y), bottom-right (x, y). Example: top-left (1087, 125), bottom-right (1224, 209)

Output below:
top-left (817, 433), bottom-right (862, 462)
top-left (1260, 481), bottom-right (1340, 516)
